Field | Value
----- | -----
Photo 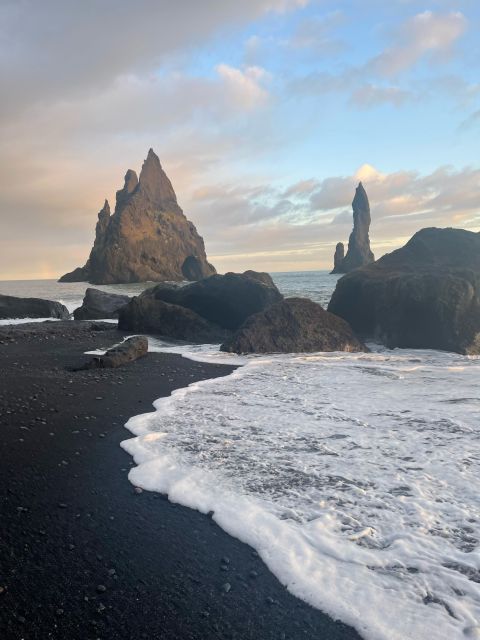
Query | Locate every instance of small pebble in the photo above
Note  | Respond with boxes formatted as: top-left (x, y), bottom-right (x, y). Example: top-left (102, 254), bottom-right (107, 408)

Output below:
top-left (222, 582), bottom-right (231, 593)
top-left (96, 585), bottom-right (107, 594)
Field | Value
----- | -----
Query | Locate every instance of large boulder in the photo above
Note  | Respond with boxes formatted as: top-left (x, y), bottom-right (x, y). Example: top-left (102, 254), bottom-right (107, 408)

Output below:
top-left (59, 149), bottom-right (216, 284)
top-left (140, 271), bottom-right (283, 331)
top-left (221, 297), bottom-right (367, 354)
top-left (0, 295), bottom-right (69, 320)
top-left (118, 297), bottom-right (230, 343)
top-left (331, 182), bottom-right (375, 274)
top-left (328, 227), bottom-right (480, 354)
top-left (73, 288), bottom-right (131, 320)
top-left (81, 336), bottom-right (148, 369)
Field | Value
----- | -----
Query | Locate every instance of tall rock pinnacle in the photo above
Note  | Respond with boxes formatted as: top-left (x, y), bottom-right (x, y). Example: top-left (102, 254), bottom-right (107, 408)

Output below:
top-left (59, 149), bottom-right (216, 284)
top-left (331, 182), bottom-right (375, 274)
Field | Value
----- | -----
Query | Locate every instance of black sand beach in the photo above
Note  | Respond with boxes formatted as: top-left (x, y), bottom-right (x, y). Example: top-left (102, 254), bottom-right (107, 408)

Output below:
top-left (0, 321), bottom-right (362, 640)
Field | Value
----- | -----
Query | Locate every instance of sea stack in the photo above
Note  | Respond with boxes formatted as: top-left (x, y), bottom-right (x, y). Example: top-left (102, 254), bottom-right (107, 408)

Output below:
top-left (333, 242), bottom-right (345, 272)
top-left (59, 149), bottom-right (216, 284)
top-left (331, 182), bottom-right (374, 274)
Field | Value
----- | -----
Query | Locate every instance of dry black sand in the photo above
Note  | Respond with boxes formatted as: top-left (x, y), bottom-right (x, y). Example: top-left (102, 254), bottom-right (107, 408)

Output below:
top-left (0, 321), bottom-right (362, 640)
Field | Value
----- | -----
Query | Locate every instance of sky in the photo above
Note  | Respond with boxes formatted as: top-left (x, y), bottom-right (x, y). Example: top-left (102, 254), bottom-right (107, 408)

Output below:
top-left (0, 0), bottom-right (479, 279)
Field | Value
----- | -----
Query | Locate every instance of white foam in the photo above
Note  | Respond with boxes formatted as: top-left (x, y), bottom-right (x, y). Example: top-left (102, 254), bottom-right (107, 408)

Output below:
top-left (121, 345), bottom-right (480, 639)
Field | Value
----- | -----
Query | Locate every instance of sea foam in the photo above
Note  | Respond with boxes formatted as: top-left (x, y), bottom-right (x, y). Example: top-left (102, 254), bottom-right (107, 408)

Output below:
top-left (121, 345), bottom-right (480, 640)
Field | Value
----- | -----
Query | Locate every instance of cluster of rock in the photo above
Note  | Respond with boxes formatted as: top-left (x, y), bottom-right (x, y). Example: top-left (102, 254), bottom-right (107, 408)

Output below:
top-left (331, 182), bottom-right (374, 274)
top-left (119, 270), bottom-right (367, 353)
top-left (329, 227), bottom-right (480, 354)
top-left (0, 295), bottom-right (69, 320)
top-left (59, 149), bottom-right (216, 285)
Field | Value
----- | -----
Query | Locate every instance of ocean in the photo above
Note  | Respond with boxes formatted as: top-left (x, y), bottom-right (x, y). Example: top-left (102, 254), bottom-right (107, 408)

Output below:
top-left (1, 273), bottom-right (479, 640)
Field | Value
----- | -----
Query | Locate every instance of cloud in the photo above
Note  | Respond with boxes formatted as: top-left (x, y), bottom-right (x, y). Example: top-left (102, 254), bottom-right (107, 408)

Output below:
top-left (287, 11), bottom-right (345, 54)
top-left (215, 65), bottom-right (270, 109)
top-left (0, 0), bottom-right (304, 119)
top-left (350, 84), bottom-right (412, 108)
top-left (290, 10), bottom-right (470, 110)
top-left (371, 11), bottom-right (467, 77)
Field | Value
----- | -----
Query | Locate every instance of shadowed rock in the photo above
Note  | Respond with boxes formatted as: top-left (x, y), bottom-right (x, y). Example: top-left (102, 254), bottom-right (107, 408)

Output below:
top-left (328, 227), bottom-right (480, 354)
top-left (73, 288), bottom-right (131, 320)
top-left (118, 297), bottom-right (230, 343)
top-left (0, 295), bottom-right (69, 320)
top-left (138, 271), bottom-right (283, 331)
top-left (332, 242), bottom-right (345, 272)
top-left (331, 182), bottom-right (374, 274)
top-left (221, 297), bottom-right (367, 354)
top-left (59, 149), bottom-right (215, 284)
top-left (81, 336), bottom-right (148, 369)
top-left (241, 270), bottom-right (277, 288)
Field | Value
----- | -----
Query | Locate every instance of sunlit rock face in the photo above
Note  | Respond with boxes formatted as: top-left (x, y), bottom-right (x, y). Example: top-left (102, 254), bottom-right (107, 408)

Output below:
top-left (331, 182), bottom-right (374, 274)
top-left (59, 149), bottom-right (216, 284)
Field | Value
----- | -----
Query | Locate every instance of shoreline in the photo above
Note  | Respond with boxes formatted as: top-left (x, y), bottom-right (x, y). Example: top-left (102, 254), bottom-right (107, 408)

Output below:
top-left (0, 320), bottom-right (362, 639)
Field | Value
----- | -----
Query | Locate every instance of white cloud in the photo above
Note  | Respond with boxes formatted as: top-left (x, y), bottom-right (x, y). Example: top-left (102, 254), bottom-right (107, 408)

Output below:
top-left (215, 65), bottom-right (271, 109)
top-left (372, 11), bottom-right (467, 77)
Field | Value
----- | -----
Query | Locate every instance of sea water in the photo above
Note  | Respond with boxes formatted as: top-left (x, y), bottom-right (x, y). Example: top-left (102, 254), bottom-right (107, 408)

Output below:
top-left (2, 272), bottom-right (479, 639)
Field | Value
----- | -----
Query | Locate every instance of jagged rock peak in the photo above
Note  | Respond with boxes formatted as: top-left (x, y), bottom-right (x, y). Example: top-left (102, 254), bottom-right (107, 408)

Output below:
top-left (138, 147), bottom-right (177, 207)
top-left (124, 169), bottom-right (138, 194)
top-left (116, 170), bottom-right (138, 207)
top-left (331, 182), bottom-right (374, 274)
top-left (99, 199), bottom-right (110, 217)
top-left (353, 181), bottom-right (369, 211)
top-left (58, 148), bottom-right (216, 285)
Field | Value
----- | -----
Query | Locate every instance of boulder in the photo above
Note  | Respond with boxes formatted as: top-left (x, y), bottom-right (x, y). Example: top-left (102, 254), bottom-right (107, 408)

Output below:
top-left (82, 336), bottom-right (148, 369)
top-left (118, 297), bottom-right (230, 343)
top-left (59, 148), bottom-right (216, 284)
top-left (240, 270), bottom-right (277, 288)
top-left (221, 297), bottom-right (367, 354)
top-left (328, 227), bottom-right (480, 354)
top-left (73, 288), bottom-right (131, 320)
top-left (0, 294), bottom-right (70, 320)
top-left (331, 182), bottom-right (374, 273)
top-left (140, 271), bottom-right (283, 330)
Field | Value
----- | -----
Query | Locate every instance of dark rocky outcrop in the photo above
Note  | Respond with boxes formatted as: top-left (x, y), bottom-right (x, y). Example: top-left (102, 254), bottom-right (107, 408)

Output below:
top-left (73, 288), bottom-right (131, 320)
top-left (0, 295), bottom-right (69, 320)
top-left (331, 182), bottom-right (374, 274)
top-left (118, 298), bottom-right (229, 343)
top-left (138, 271), bottom-right (283, 331)
top-left (59, 149), bottom-right (216, 284)
top-left (241, 270), bottom-right (277, 288)
top-left (81, 336), bottom-right (148, 369)
top-left (328, 227), bottom-right (480, 354)
top-left (221, 297), bottom-right (367, 354)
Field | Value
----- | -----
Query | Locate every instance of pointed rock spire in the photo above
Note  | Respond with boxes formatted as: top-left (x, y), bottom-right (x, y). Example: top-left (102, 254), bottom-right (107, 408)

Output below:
top-left (92, 200), bottom-right (111, 251)
top-left (138, 148), bottom-right (177, 207)
top-left (331, 182), bottom-right (374, 274)
top-left (332, 242), bottom-right (345, 273)
top-left (115, 169), bottom-right (138, 207)
top-left (59, 147), bottom-right (216, 284)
